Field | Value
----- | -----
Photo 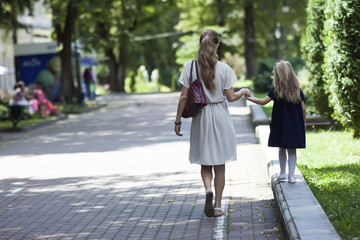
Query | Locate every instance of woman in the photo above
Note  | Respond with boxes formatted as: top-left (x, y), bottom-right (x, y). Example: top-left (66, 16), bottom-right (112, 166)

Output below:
top-left (174, 29), bottom-right (250, 217)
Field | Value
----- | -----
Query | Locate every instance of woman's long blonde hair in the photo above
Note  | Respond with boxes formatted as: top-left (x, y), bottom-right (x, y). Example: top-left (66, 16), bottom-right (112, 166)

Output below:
top-left (273, 60), bottom-right (301, 103)
top-left (197, 29), bottom-right (219, 92)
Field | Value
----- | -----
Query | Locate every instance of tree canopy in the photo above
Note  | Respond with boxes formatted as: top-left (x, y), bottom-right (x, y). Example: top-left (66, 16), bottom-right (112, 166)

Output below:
top-left (5, 0), bottom-right (308, 96)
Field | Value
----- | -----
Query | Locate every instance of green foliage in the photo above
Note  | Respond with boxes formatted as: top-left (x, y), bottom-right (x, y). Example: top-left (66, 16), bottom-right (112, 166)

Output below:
top-left (175, 34), bottom-right (200, 67)
top-left (0, 115), bottom-right (52, 129)
top-left (297, 130), bottom-right (360, 239)
top-left (253, 59), bottom-right (276, 92)
top-left (0, 105), bottom-right (9, 121)
top-left (233, 79), bottom-right (253, 90)
top-left (255, 0), bottom-right (307, 59)
top-left (124, 70), bottom-right (171, 93)
top-left (0, 0), bottom-right (35, 31)
top-left (322, 0), bottom-right (360, 138)
top-left (76, 0), bottom-right (180, 93)
top-left (302, 0), bottom-right (333, 119)
top-left (57, 102), bottom-right (103, 114)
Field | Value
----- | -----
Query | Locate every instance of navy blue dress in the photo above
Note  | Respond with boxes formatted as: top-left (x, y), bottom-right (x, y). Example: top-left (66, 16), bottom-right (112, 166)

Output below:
top-left (268, 87), bottom-right (306, 149)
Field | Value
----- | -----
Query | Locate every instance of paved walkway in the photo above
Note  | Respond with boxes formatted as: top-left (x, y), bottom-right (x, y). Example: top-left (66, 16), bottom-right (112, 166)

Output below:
top-left (0, 93), bottom-right (283, 239)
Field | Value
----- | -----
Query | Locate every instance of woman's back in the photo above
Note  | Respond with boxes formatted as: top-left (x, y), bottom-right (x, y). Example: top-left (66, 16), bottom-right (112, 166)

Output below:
top-left (180, 61), bottom-right (237, 104)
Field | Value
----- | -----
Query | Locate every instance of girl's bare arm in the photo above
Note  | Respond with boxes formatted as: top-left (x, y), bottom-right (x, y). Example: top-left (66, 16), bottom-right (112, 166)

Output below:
top-left (246, 96), bottom-right (272, 105)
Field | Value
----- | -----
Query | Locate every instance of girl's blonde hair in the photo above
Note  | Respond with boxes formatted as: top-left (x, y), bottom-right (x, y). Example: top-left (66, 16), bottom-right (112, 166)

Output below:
top-left (197, 29), bottom-right (219, 92)
top-left (273, 60), bottom-right (301, 103)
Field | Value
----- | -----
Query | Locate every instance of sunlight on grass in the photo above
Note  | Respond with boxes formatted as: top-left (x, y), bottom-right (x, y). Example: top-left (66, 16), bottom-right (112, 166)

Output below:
top-left (0, 116), bottom-right (53, 128)
top-left (233, 79), bottom-right (253, 89)
top-left (297, 130), bottom-right (360, 239)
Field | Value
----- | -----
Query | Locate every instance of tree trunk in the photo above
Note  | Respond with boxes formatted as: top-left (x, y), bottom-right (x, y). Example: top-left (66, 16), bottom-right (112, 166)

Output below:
top-left (106, 48), bottom-right (118, 92)
top-left (216, 0), bottom-right (225, 59)
top-left (60, 0), bottom-right (76, 103)
top-left (244, 2), bottom-right (256, 79)
top-left (147, 69), bottom-right (153, 83)
top-left (354, 129), bottom-right (360, 139)
top-left (130, 68), bottom-right (137, 93)
top-left (116, 46), bottom-right (127, 93)
top-left (51, 5), bottom-right (63, 45)
top-left (10, 1), bottom-right (18, 44)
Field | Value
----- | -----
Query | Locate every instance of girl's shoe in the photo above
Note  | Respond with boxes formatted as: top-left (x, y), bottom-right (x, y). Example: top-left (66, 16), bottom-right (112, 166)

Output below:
top-left (288, 176), bottom-right (296, 184)
top-left (214, 208), bottom-right (225, 217)
top-left (278, 173), bottom-right (286, 181)
top-left (204, 190), bottom-right (214, 217)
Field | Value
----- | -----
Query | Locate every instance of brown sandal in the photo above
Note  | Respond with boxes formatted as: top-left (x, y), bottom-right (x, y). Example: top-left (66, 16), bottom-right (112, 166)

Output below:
top-left (204, 190), bottom-right (214, 217)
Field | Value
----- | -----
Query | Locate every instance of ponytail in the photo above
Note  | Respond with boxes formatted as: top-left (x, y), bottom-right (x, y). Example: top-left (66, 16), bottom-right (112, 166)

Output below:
top-left (197, 29), bottom-right (219, 92)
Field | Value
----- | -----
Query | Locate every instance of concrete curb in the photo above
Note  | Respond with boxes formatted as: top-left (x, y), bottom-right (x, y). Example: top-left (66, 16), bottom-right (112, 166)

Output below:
top-left (251, 105), bottom-right (341, 240)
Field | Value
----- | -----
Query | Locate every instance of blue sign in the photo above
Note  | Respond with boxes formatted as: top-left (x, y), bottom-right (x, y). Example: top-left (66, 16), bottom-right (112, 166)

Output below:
top-left (16, 53), bottom-right (59, 86)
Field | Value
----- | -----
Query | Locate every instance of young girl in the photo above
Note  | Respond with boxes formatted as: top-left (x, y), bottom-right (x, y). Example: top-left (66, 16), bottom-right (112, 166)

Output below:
top-left (246, 60), bottom-right (306, 183)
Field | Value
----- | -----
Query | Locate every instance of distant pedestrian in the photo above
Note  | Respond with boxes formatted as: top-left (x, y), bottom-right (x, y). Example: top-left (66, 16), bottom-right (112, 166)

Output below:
top-left (174, 29), bottom-right (250, 217)
top-left (10, 81), bottom-right (29, 106)
top-left (246, 60), bottom-right (306, 184)
top-left (83, 67), bottom-right (94, 100)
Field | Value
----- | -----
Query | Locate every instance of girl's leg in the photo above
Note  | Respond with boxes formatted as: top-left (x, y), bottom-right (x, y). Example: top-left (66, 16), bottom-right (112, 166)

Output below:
top-left (201, 165), bottom-right (213, 191)
top-left (278, 148), bottom-right (287, 176)
top-left (213, 164), bottom-right (225, 216)
top-left (287, 149), bottom-right (297, 179)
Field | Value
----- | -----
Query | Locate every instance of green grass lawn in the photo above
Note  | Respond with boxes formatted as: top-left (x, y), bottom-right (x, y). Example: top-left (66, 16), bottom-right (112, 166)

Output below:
top-left (233, 79), bottom-right (254, 89)
top-left (0, 116), bottom-right (54, 129)
top-left (57, 102), bottom-right (104, 114)
top-left (297, 130), bottom-right (360, 239)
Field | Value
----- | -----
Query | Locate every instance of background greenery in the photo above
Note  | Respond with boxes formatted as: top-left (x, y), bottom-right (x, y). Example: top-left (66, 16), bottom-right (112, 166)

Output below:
top-left (302, 0), bottom-right (360, 138)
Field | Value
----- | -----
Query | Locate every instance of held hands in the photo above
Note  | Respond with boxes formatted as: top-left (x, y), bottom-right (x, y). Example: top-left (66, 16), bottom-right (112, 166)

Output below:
top-left (240, 88), bottom-right (252, 98)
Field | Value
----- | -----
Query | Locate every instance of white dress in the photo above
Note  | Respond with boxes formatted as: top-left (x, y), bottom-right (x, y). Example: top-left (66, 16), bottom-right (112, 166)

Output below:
top-left (179, 61), bottom-right (237, 165)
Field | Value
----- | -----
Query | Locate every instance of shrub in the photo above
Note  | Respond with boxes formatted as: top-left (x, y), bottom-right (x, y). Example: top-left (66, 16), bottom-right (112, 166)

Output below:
top-left (301, 0), bottom-right (334, 119)
top-left (253, 59), bottom-right (276, 92)
top-left (0, 105), bottom-right (9, 121)
top-left (322, 0), bottom-right (360, 138)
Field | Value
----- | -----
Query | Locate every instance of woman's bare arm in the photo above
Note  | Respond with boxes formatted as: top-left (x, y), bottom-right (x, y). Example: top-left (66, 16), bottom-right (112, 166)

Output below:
top-left (174, 86), bottom-right (189, 136)
top-left (224, 88), bottom-right (251, 102)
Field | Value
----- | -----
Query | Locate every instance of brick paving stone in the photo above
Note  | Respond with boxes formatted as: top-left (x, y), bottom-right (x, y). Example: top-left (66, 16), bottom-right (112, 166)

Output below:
top-left (0, 93), bottom-right (283, 240)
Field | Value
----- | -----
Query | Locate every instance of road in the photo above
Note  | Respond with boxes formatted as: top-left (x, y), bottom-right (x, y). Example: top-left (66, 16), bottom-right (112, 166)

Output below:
top-left (0, 93), bottom-right (283, 239)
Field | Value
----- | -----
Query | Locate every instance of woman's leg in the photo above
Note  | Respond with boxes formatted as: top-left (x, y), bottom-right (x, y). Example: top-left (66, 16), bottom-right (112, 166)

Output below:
top-left (278, 148), bottom-right (287, 176)
top-left (201, 165), bottom-right (213, 191)
top-left (201, 165), bottom-right (214, 217)
top-left (213, 164), bottom-right (225, 214)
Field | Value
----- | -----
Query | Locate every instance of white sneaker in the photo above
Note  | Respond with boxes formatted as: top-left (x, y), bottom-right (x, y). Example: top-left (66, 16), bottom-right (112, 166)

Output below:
top-left (278, 173), bottom-right (286, 181)
top-left (288, 176), bottom-right (296, 184)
